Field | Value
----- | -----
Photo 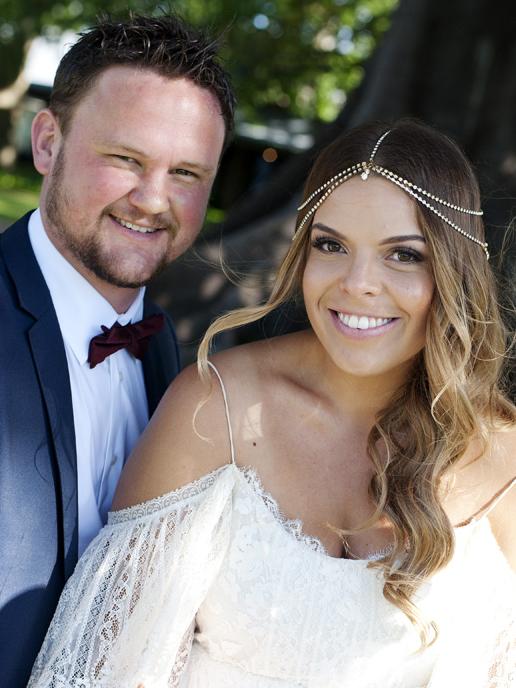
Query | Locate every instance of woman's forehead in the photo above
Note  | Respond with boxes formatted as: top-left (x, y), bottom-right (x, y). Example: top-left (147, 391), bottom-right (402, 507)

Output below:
top-left (312, 176), bottom-right (422, 236)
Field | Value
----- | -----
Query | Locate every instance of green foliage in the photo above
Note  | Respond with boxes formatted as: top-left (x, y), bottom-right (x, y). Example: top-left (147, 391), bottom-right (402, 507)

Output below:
top-left (0, 0), bottom-right (397, 121)
top-left (0, 164), bottom-right (41, 191)
top-left (0, 187), bottom-right (39, 221)
top-left (172, 0), bottom-right (398, 122)
top-left (0, 0), bottom-right (159, 87)
top-left (0, 165), bottom-right (40, 220)
top-left (0, 166), bottom-right (37, 220)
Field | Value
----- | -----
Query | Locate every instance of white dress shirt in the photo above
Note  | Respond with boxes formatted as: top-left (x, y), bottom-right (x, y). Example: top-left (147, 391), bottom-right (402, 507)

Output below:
top-left (29, 210), bottom-right (149, 555)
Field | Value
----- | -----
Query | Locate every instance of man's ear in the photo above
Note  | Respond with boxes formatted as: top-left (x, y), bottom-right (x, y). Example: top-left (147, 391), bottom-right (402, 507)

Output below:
top-left (31, 109), bottom-right (62, 176)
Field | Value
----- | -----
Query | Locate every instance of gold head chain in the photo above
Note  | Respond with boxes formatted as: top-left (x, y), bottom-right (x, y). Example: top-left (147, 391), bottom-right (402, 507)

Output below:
top-left (295, 130), bottom-right (489, 259)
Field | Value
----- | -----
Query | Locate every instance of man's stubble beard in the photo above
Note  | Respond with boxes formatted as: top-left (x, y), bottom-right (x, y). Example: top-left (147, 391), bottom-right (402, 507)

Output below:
top-left (45, 147), bottom-right (170, 288)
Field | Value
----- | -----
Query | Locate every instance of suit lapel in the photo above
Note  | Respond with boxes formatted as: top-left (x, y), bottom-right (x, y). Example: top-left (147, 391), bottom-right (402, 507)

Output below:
top-left (1, 215), bottom-right (78, 574)
top-left (2, 216), bottom-right (179, 569)
top-left (142, 299), bottom-right (180, 416)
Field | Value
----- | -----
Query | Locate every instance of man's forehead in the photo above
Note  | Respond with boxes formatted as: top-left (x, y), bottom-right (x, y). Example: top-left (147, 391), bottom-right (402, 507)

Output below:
top-left (68, 67), bottom-right (223, 141)
top-left (64, 67), bottom-right (225, 168)
top-left (80, 65), bottom-right (221, 113)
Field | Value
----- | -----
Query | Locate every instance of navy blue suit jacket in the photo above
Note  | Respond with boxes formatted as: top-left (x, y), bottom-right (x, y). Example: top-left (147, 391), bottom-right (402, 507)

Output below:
top-left (0, 213), bottom-right (181, 688)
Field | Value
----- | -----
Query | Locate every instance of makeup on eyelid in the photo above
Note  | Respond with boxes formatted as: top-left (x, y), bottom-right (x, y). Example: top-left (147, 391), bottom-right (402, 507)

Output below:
top-left (302, 175), bottom-right (435, 380)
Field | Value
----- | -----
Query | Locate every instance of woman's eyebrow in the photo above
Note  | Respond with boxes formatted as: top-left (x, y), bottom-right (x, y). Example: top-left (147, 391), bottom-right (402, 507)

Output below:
top-left (379, 235), bottom-right (426, 245)
top-left (310, 223), bottom-right (344, 238)
top-left (311, 223), bottom-right (426, 245)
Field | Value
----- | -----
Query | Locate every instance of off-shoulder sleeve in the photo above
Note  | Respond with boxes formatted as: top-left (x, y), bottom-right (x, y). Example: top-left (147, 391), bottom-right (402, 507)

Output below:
top-left (426, 519), bottom-right (516, 688)
top-left (28, 465), bottom-right (236, 688)
top-left (426, 600), bottom-right (515, 688)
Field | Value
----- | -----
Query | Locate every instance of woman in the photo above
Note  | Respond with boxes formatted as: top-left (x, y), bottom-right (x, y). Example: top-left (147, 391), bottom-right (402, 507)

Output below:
top-left (29, 120), bottom-right (515, 687)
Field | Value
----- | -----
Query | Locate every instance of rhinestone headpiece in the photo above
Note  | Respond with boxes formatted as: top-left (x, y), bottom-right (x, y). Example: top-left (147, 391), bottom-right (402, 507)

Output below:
top-left (296, 129), bottom-right (489, 259)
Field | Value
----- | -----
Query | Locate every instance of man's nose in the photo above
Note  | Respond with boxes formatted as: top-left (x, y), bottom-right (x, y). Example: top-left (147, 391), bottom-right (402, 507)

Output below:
top-left (128, 172), bottom-right (169, 216)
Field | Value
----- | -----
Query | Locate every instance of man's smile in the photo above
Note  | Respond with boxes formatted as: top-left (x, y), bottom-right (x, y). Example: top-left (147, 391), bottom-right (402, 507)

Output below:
top-left (111, 215), bottom-right (164, 234)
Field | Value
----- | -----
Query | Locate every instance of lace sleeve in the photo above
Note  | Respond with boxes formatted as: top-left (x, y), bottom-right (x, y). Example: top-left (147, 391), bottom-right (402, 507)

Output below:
top-left (426, 522), bottom-right (516, 688)
top-left (28, 465), bottom-right (236, 688)
top-left (486, 624), bottom-right (516, 688)
top-left (427, 604), bottom-right (515, 688)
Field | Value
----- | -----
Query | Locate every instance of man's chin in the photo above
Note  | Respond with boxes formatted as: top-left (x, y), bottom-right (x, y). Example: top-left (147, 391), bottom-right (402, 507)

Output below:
top-left (93, 262), bottom-right (168, 289)
top-left (94, 272), bottom-right (152, 289)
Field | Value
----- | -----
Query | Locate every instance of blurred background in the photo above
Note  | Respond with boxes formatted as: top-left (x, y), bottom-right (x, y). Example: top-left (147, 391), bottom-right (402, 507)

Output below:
top-left (0, 0), bottom-right (514, 386)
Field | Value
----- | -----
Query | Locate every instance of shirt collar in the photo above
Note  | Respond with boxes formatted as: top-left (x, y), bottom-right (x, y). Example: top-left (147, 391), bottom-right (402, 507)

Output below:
top-left (29, 209), bottom-right (145, 366)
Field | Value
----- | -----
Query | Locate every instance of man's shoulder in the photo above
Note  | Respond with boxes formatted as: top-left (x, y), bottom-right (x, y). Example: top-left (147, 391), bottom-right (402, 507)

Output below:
top-left (0, 212), bottom-right (32, 243)
top-left (142, 293), bottom-right (167, 319)
top-left (1, 212), bottom-right (57, 321)
top-left (0, 212), bottom-right (34, 275)
top-left (140, 295), bottom-right (181, 409)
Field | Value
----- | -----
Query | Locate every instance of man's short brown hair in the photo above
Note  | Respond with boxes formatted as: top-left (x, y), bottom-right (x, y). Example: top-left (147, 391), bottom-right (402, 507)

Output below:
top-left (50, 13), bottom-right (235, 147)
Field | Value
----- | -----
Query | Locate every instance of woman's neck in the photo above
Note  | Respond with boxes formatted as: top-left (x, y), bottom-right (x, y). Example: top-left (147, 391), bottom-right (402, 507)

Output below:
top-left (299, 330), bottom-right (415, 426)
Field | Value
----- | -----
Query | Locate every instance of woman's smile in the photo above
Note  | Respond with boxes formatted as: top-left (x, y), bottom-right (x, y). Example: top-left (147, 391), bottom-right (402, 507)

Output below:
top-left (330, 309), bottom-right (399, 339)
top-left (302, 175), bottom-right (435, 379)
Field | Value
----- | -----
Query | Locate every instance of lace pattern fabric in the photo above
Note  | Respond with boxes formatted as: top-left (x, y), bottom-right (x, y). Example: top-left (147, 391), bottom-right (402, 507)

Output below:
top-left (240, 467), bottom-right (328, 556)
top-left (28, 466), bottom-right (236, 688)
top-left (29, 463), bottom-right (516, 688)
top-left (108, 465), bottom-right (228, 525)
top-left (240, 467), bottom-right (395, 562)
top-left (426, 514), bottom-right (516, 688)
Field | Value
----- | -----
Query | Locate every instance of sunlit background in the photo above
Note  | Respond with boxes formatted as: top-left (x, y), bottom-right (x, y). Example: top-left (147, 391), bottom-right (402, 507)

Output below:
top-left (0, 0), bottom-right (397, 223)
top-left (0, 0), bottom-right (513, 395)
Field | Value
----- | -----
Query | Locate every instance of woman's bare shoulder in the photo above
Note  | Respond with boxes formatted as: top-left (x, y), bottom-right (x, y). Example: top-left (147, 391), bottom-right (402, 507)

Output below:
top-left (445, 422), bottom-right (514, 496)
top-left (450, 424), bottom-right (516, 570)
top-left (112, 361), bottom-right (234, 510)
top-left (113, 331), bottom-right (314, 511)
top-left (484, 424), bottom-right (516, 571)
top-left (208, 330), bottom-right (313, 380)
top-left (203, 331), bottom-right (314, 406)
top-left (488, 422), bottom-right (516, 472)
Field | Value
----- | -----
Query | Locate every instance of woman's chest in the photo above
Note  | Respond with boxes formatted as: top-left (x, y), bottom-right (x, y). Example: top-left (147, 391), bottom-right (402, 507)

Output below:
top-left (195, 475), bottom-right (439, 685)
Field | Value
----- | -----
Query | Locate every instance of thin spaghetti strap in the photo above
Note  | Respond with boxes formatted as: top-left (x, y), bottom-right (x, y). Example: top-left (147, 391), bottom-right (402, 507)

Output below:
top-left (455, 475), bottom-right (516, 527)
top-left (207, 361), bottom-right (236, 466)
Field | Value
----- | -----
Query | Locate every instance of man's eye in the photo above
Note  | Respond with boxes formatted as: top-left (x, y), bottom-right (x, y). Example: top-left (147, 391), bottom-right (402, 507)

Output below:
top-left (173, 168), bottom-right (197, 178)
top-left (311, 236), bottom-right (344, 253)
top-left (113, 155), bottom-right (137, 164)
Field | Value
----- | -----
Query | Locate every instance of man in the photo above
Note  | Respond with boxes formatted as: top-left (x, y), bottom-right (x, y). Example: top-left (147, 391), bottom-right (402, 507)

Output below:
top-left (0, 14), bottom-right (234, 687)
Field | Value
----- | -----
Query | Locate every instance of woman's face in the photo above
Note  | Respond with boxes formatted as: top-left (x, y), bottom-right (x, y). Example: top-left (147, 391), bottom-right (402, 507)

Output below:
top-left (302, 175), bottom-right (435, 380)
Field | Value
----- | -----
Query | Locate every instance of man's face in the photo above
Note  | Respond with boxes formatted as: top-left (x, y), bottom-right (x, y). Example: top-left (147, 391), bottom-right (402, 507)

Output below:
top-left (35, 66), bottom-right (225, 303)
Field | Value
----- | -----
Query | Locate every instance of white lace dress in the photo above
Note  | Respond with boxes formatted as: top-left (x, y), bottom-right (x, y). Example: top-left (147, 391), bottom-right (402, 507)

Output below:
top-left (29, 369), bottom-right (516, 688)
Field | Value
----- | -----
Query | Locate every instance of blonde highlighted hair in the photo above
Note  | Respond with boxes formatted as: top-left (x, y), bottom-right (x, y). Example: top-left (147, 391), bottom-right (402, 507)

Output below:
top-left (198, 119), bottom-right (515, 644)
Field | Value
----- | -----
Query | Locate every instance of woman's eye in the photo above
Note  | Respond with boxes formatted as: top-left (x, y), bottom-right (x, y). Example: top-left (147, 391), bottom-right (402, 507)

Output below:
top-left (312, 237), bottom-right (344, 253)
top-left (391, 248), bottom-right (423, 263)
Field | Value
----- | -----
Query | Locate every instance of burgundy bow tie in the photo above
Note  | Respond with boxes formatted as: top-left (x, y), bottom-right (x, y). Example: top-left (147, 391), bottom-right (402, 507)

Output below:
top-left (88, 313), bottom-right (165, 369)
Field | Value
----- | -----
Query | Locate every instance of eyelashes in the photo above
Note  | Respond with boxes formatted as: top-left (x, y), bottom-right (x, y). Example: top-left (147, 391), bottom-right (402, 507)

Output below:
top-left (390, 248), bottom-right (424, 263)
top-left (310, 234), bottom-right (425, 263)
top-left (311, 236), bottom-right (343, 253)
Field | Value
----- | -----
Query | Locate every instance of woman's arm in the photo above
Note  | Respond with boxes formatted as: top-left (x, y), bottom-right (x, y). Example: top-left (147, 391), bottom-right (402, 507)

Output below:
top-left (113, 361), bottom-right (232, 510)
top-left (28, 362), bottom-right (237, 687)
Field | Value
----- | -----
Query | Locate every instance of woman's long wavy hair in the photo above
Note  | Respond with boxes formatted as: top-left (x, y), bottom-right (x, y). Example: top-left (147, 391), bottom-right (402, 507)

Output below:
top-left (198, 119), bottom-right (515, 644)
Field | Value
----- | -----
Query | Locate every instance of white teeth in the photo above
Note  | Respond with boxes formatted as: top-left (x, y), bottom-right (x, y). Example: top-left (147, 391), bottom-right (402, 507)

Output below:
top-left (116, 217), bottom-right (158, 233)
top-left (337, 312), bottom-right (392, 330)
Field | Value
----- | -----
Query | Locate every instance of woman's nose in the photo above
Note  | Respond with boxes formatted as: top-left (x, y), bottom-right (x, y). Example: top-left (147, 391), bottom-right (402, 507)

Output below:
top-left (337, 255), bottom-right (382, 297)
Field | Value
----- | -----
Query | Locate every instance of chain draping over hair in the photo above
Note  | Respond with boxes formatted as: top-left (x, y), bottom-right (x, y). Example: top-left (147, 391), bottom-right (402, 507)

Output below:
top-left (295, 129), bottom-right (489, 259)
